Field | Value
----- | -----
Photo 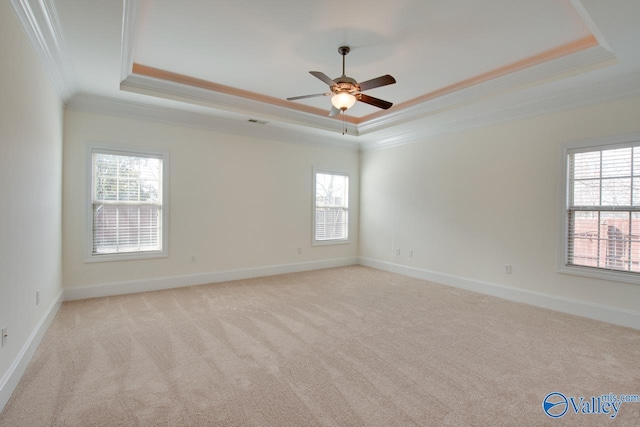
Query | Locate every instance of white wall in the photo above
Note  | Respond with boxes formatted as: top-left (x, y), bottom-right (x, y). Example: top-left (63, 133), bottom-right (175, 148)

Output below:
top-left (62, 110), bottom-right (359, 292)
top-left (0, 0), bottom-right (63, 408)
top-left (360, 95), bottom-right (640, 318)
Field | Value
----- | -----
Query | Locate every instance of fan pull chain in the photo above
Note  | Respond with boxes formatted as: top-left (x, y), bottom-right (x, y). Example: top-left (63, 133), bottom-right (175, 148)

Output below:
top-left (342, 110), bottom-right (347, 135)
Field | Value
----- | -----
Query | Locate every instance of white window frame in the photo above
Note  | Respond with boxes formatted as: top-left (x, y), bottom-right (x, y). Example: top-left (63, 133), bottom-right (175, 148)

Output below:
top-left (312, 168), bottom-right (351, 246)
top-left (558, 132), bottom-right (640, 285)
top-left (85, 144), bottom-right (169, 262)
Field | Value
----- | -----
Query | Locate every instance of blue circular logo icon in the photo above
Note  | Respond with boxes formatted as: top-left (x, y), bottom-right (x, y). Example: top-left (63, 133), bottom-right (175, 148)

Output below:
top-left (543, 392), bottom-right (568, 418)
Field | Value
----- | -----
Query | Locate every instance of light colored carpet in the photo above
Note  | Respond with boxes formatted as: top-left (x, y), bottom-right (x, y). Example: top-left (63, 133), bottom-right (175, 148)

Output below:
top-left (1, 266), bottom-right (639, 426)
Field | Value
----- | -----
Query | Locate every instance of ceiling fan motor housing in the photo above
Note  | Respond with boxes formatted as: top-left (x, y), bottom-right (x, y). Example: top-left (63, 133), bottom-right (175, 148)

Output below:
top-left (333, 78), bottom-right (358, 94)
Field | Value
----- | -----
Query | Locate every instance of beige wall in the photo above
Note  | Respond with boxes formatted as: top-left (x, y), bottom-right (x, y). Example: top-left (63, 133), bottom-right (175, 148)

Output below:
top-left (360, 95), bottom-right (640, 313)
top-left (0, 1), bottom-right (63, 393)
top-left (62, 110), bottom-right (359, 289)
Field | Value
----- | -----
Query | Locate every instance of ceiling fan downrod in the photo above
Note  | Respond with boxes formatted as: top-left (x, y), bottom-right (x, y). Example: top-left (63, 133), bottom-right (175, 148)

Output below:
top-left (338, 46), bottom-right (350, 77)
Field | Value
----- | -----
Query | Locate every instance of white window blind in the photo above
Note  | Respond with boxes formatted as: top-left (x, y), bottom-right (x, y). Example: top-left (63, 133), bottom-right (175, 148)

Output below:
top-left (314, 171), bottom-right (349, 242)
top-left (91, 150), bottom-right (164, 257)
top-left (566, 144), bottom-right (640, 274)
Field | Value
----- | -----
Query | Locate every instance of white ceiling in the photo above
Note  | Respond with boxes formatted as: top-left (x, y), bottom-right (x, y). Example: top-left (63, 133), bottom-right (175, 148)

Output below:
top-left (25, 0), bottom-right (640, 146)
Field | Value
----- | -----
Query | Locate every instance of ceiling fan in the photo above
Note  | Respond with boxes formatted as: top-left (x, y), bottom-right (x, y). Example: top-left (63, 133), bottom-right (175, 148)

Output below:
top-left (287, 46), bottom-right (396, 116)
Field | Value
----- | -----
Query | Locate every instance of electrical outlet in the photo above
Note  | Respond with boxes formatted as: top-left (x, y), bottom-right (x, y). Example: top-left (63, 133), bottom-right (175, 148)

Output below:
top-left (36, 290), bottom-right (40, 306)
top-left (297, 247), bottom-right (302, 255)
top-left (1, 326), bottom-right (7, 347)
top-left (408, 250), bottom-right (414, 257)
top-left (395, 248), bottom-right (401, 256)
top-left (504, 264), bottom-right (512, 274)
top-left (189, 256), bottom-right (198, 263)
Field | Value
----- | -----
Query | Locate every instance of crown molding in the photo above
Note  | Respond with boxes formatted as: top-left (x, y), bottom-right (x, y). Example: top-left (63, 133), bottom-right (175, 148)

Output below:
top-left (72, 67), bottom-right (640, 156)
top-left (120, 0), bottom-right (139, 81)
top-left (359, 71), bottom-right (640, 151)
top-left (121, 43), bottom-right (615, 139)
top-left (10, 0), bottom-right (77, 101)
top-left (570, 0), bottom-right (611, 51)
top-left (120, 73), bottom-right (359, 136)
top-left (66, 93), bottom-right (359, 151)
top-left (357, 44), bottom-right (616, 136)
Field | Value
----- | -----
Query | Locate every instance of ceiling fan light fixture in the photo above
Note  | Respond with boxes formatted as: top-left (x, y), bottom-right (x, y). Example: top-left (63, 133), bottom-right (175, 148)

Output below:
top-left (331, 91), bottom-right (356, 111)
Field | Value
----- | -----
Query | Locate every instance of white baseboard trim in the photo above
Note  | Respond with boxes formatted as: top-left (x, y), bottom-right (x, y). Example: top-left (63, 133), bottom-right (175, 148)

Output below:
top-left (0, 289), bottom-right (64, 412)
top-left (64, 257), bottom-right (359, 301)
top-left (359, 257), bottom-right (640, 330)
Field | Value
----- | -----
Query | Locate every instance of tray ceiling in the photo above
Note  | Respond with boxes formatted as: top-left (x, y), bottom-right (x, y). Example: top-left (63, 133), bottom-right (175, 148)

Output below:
top-left (21, 0), bottom-right (640, 143)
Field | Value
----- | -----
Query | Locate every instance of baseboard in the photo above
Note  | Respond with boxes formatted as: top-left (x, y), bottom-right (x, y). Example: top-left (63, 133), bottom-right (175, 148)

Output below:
top-left (64, 257), bottom-right (359, 301)
top-left (359, 257), bottom-right (640, 330)
top-left (0, 289), bottom-right (64, 412)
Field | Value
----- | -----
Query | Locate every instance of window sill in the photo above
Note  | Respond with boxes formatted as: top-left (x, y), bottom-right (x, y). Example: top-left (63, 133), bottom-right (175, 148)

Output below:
top-left (84, 250), bottom-right (168, 263)
top-left (559, 264), bottom-right (640, 285)
top-left (312, 239), bottom-right (351, 247)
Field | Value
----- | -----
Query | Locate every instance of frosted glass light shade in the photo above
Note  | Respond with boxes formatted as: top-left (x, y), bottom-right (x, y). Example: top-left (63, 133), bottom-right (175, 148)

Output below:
top-left (331, 92), bottom-right (356, 110)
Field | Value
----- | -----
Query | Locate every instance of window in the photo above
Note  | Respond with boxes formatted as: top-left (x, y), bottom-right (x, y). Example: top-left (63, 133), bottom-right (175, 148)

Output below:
top-left (313, 170), bottom-right (349, 244)
top-left (88, 147), bottom-right (168, 261)
top-left (562, 136), bottom-right (640, 283)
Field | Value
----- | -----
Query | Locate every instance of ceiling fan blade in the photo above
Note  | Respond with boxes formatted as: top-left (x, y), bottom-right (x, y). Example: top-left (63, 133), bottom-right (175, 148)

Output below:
top-left (287, 93), bottom-right (329, 101)
top-left (329, 106), bottom-right (341, 116)
top-left (358, 74), bottom-right (396, 92)
top-left (357, 93), bottom-right (393, 110)
top-left (310, 71), bottom-right (337, 87)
